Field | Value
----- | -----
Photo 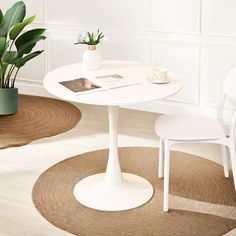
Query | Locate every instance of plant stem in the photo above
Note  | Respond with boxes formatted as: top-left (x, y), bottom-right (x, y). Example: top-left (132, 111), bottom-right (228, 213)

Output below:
top-left (8, 39), bottom-right (16, 53)
top-left (11, 68), bottom-right (19, 88)
top-left (0, 62), bottom-right (3, 88)
top-left (5, 65), bottom-right (15, 88)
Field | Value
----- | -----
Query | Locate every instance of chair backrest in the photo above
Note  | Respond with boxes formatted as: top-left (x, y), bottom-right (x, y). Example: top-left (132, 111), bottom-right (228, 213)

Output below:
top-left (220, 66), bottom-right (236, 141)
top-left (217, 66), bottom-right (236, 128)
top-left (223, 65), bottom-right (236, 105)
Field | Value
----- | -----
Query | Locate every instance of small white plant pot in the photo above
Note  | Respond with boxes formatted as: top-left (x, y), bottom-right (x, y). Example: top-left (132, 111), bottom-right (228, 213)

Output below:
top-left (82, 45), bottom-right (102, 70)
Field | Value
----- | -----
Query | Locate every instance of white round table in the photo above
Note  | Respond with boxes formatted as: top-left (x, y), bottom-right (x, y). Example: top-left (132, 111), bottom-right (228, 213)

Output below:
top-left (44, 60), bottom-right (183, 211)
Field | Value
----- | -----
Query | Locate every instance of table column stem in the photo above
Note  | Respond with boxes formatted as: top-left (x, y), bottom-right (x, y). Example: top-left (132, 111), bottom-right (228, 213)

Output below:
top-left (104, 106), bottom-right (123, 186)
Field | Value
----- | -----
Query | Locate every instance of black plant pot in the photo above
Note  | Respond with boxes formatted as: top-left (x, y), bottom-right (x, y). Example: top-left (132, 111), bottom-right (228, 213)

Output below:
top-left (0, 88), bottom-right (18, 115)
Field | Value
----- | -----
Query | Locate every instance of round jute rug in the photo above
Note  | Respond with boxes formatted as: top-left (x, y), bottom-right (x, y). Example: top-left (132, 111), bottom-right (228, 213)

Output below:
top-left (0, 95), bottom-right (81, 149)
top-left (32, 147), bottom-right (236, 236)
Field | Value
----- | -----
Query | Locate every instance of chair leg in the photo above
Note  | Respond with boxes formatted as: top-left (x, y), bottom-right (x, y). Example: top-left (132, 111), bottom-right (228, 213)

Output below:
top-left (229, 141), bottom-right (236, 192)
top-left (221, 145), bottom-right (229, 178)
top-left (163, 140), bottom-right (170, 212)
top-left (158, 138), bottom-right (164, 178)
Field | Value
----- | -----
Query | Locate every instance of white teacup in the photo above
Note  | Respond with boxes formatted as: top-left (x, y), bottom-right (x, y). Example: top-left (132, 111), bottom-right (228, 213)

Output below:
top-left (151, 68), bottom-right (168, 82)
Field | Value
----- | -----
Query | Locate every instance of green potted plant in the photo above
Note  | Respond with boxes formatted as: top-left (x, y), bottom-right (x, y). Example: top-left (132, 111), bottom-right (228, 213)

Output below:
top-left (0, 1), bottom-right (46, 115)
top-left (75, 29), bottom-right (107, 70)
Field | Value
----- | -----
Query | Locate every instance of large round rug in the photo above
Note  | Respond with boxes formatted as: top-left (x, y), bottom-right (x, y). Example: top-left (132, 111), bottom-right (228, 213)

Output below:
top-left (32, 147), bottom-right (236, 236)
top-left (0, 95), bottom-right (81, 149)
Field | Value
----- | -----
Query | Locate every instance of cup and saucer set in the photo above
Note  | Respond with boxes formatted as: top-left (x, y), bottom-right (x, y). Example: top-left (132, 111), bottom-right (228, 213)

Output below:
top-left (146, 68), bottom-right (171, 84)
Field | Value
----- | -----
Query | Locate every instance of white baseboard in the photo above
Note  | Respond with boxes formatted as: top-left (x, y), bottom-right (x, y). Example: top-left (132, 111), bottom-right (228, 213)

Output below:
top-left (16, 79), bottom-right (53, 98)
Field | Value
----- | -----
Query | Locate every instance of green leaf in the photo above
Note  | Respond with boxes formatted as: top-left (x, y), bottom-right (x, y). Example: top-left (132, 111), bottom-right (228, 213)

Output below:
top-left (9, 15), bottom-right (36, 40)
top-left (0, 10), bottom-right (3, 25)
top-left (87, 31), bottom-right (94, 45)
top-left (15, 28), bottom-right (45, 50)
top-left (0, 37), bottom-right (6, 58)
top-left (0, 1), bottom-right (26, 37)
top-left (2, 51), bottom-right (17, 63)
top-left (95, 32), bottom-right (103, 44)
top-left (17, 35), bottom-right (45, 56)
top-left (15, 50), bottom-right (43, 68)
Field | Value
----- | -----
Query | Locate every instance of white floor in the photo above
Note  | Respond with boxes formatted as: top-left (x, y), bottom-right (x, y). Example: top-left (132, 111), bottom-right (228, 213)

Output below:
top-left (0, 104), bottom-right (235, 236)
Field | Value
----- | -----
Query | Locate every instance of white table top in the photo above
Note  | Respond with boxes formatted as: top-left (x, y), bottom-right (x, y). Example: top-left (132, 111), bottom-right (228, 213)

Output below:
top-left (44, 60), bottom-right (183, 106)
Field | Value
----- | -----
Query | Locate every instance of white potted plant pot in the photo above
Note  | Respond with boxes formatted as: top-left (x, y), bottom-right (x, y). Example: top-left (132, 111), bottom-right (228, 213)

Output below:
top-left (82, 45), bottom-right (102, 70)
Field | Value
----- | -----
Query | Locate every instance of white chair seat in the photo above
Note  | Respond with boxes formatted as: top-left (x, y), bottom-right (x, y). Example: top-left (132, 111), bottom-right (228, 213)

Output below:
top-left (156, 66), bottom-right (236, 212)
top-left (155, 114), bottom-right (225, 141)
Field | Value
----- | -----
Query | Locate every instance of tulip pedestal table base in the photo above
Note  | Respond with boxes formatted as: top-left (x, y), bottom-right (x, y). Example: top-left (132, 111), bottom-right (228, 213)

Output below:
top-left (73, 106), bottom-right (154, 211)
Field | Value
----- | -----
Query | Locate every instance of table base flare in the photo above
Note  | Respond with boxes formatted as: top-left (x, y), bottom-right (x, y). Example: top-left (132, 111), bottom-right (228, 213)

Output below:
top-left (74, 173), bottom-right (154, 211)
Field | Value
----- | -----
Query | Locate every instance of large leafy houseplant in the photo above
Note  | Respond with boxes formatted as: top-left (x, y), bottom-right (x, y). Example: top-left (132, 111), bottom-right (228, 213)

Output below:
top-left (0, 1), bottom-right (46, 114)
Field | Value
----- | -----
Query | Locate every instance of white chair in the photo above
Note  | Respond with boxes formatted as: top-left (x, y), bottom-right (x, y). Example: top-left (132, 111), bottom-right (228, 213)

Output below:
top-left (155, 66), bottom-right (236, 212)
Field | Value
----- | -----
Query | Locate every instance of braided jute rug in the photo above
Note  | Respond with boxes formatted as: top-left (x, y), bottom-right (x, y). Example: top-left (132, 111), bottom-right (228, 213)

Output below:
top-left (32, 147), bottom-right (236, 236)
top-left (0, 94), bottom-right (81, 149)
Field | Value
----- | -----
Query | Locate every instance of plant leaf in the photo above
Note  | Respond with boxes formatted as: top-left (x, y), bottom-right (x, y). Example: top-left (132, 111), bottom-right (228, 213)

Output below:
top-left (0, 1), bottom-right (26, 37)
top-left (0, 37), bottom-right (6, 58)
top-left (0, 10), bottom-right (3, 25)
top-left (15, 28), bottom-right (45, 50)
top-left (2, 51), bottom-right (17, 63)
top-left (87, 31), bottom-right (93, 45)
top-left (9, 15), bottom-right (36, 40)
top-left (14, 50), bottom-right (43, 68)
top-left (17, 35), bottom-right (45, 56)
top-left (0, 64), bottom-right (7, 75)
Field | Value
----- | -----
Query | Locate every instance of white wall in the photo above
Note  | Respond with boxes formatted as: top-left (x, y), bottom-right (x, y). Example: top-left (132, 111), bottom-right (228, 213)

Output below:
top-left (2, 0), bottom-right (236, 120)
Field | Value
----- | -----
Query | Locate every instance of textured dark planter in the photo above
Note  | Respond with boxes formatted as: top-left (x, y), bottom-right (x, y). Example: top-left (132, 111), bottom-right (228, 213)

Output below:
top-left (0, 88), bottom-right (18, 115)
